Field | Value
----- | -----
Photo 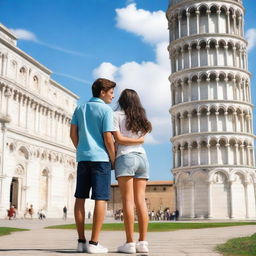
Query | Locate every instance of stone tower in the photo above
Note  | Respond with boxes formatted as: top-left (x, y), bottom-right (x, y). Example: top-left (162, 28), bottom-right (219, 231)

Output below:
top-left (167, 0), bottom-right (256, 219)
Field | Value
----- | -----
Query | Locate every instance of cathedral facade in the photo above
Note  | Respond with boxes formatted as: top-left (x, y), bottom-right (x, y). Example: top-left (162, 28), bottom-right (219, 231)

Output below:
top-left (0, 24), bottom-right (79, 218)
top-left (167, 0), bottom-right (256, 218)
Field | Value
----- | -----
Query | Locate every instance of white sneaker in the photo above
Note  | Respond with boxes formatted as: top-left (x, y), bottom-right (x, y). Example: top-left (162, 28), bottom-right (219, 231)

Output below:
top-left (117, 242), bottom-right (136, 254)
top-left (87, 242), bottom-right (108, 254)
top-left (77, 241), bottom-right (87, 252)
top-left (136, 241), bottom-right (149, 253)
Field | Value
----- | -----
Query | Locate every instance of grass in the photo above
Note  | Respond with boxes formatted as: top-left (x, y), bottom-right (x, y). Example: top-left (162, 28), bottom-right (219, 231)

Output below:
top-left (216, 233), bottom-right (256, 256)
top-left (0, 227), bottom-right (28, 237)
top-left (46, 222), bottom-right (256, 232)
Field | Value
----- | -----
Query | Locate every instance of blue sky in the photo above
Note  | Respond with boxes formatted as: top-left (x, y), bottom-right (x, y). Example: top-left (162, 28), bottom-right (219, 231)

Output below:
top-left (1, 0), bottom-right (256, 181)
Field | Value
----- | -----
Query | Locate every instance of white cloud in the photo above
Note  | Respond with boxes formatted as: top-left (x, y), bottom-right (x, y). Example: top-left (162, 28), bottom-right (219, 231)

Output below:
top-left (94, 5), bottom-right (171, 144)
top-left (246, 28), bottom-right (256, 52)
top-left (10, 28), bottom-right (37, 41)
top-left (115, 4), bottom-right (168, 44)
top-left (10, 28), bottom-right (87, 57)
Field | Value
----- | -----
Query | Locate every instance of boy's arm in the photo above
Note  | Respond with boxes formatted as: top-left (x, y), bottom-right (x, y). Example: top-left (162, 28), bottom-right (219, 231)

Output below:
top-left (112, 131), bottom-right (144, 146)
top-left (70, 124), bottom-right (78, 148)
top-left (103, 132), bottom-right (115, 168)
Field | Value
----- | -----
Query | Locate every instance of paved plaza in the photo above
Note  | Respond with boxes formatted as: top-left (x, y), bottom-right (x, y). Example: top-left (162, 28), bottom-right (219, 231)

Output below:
top-left (0, 218), bottom-right (256, 255)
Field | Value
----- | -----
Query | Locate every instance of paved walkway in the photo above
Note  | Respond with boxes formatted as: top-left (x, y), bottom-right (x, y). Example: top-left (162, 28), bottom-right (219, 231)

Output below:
top-left (0, 218), bottom-right (256, 255)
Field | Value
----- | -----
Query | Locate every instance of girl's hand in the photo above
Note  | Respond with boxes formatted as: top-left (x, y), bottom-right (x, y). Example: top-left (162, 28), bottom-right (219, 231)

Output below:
top-left (138, 136), bottom-right (145, 144)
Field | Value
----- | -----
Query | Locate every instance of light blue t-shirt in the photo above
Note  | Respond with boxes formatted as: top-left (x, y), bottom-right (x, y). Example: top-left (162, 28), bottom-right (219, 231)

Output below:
top-left (71, 97), bottom-right (114, 162)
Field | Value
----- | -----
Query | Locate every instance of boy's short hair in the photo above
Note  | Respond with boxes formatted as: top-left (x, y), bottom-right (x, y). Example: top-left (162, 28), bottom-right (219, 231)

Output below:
top-left (92, 78), bottom-right (116, 97)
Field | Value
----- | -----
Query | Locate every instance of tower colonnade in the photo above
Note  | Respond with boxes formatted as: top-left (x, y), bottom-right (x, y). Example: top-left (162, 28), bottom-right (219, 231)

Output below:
top-left (167, 0), bottom-right (256, 219)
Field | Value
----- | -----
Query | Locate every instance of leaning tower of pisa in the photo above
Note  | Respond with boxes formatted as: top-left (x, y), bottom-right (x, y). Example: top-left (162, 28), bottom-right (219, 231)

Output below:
top-left (167, 0), bottom-right (256, 219)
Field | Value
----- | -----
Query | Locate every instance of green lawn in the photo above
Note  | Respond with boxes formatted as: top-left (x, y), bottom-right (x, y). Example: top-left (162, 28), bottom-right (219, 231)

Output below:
top-left (216, 233), bottom-right (256, 256)
top-left (46, 222), bottom-right (256, 232)
top-left (0, 227), bottom-right (28, 237)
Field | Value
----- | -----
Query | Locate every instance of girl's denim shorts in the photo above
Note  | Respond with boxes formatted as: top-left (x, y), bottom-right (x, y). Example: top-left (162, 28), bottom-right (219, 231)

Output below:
top-left (115, 152), bottom-right (149, 180)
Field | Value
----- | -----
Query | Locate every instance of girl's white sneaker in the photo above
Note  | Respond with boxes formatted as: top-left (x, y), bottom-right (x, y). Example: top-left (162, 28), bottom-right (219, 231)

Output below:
top-left (117, 242), bottom-right (136, 254)
top-left (136, 241), bottom-right (149, 253)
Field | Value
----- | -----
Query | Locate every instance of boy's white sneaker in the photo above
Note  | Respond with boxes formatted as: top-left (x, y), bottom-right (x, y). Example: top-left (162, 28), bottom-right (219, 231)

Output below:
top-left (136, 241), bottom-right (149, 253)
top-left (87, 242), bottom-right (108, 254)
top-left (77, 241), bottom-right (87, 252)
top-left (117, 242), bottom-right (136, 254)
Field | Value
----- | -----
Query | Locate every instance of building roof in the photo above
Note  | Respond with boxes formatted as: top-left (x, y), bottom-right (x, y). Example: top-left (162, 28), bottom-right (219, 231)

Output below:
top-left (111, 180), bottom-right (174, 187)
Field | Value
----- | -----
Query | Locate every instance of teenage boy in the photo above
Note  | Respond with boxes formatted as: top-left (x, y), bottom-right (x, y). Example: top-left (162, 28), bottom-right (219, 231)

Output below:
top-left (70, 78), bottom-right (116, 254)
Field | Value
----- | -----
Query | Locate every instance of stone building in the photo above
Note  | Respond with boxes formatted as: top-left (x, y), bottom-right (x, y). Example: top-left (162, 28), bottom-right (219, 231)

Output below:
top-left (167, 0), bottom-right (256, 218)
top-left (0, 24), bottom-right (84, 218)
top-left (108, 181), bottom-right (175, 214)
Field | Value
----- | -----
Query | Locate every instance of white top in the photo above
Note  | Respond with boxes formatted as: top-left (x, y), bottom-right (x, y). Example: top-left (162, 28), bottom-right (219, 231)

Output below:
top-left (113, 110), bottom-right (146, 158)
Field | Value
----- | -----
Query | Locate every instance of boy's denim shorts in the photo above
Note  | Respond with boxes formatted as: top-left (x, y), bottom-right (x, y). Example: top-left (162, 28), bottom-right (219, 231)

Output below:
top-left (115, 152), bottom-right (149, 180)
top-left (74, 161), bottom-right (111, 200)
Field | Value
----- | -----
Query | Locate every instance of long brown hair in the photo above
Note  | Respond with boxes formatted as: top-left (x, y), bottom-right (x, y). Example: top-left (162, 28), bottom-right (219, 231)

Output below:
top-left (118, 89), bottom-right (152, 135)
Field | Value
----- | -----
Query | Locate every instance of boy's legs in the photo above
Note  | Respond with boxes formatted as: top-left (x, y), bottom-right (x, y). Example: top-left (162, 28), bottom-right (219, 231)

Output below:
top-left (91, 200), bottom-right (106, 242)
top-left (74, 198), bottom-right (86, 240)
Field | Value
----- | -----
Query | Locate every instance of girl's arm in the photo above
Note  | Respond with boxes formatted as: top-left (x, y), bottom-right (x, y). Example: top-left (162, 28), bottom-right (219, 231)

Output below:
top-left (112, 131), bottom-right (144, 146)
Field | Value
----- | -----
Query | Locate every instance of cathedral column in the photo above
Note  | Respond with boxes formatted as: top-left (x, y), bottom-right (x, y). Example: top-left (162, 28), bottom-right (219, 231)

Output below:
top-left (240, 144), bottom-right (245, 165)
top-left (232, 14), bottom-right (236, 34)
top-left (197, 45), bottom-right (201, 67)
top-left (240, 112), bottom-right (245, 132)
top-left (180, 147), bottom-right (184, 167)
top-left (197, 79), bottom-right (201, 100)
top-left (207, 143), bottom-right (211, 164)
top-left (239, 50), bottom-right (243, 69)
top-left (247, 146), bottom-right (251, 166)
top-left (206, 78), bottom-right (211, 99)
top-left (206, 10), bottom-right (211, 33)
top-left (229, 181), bottom-right (234, 218)
top-left (241, 16), bottom-right (244, 37)
top-left (215, 111), bottom-right (219, 131)
top-left (181, 82), bottom-right (184, 103)
top-left (216, 143), bottom-right (220, 164)
top-left (181, 49), bottom-right (184, 70)
top-left (178, 15), bottom-right (182, 38)
top-left (226, 143), bottom-right (230, 164)
top-left (188, 47), bottom-right (192, 68)
top-left (244, 181), bottom-right (249, 218)
top-left (235, 143), bottom-right (239, 165)
top-left (217, 9), bottom-right (221, 33)
top-left (175, 53), bottom-right (179, 72)
top-left (188, 113), bottom-right (192, 133)
top-left (227, 11), bottom-right (230, 34)
top-left (206, 44), bottom-right (210, 65)
top-left (186, 12), bottom-right (190, 36)
top-left (188, 80), bottom-right (192, 101)
top-left (188, 145), bottom-right (192, 166)
top-left (224, 46), bottom-right (228, 65)
top-left (215, 44), bottom-right (219, 66)
top-left (233, 47), bottom-right (237, 67)
top-left (180, 115), bottom-right (184, 134)
top-left (196, 10), bottom-right (200, 34)
top-left (234, 111), bottom-right (238, 132)
top-left (18, 93), bottom-right (22, 126)
top-left (175, 116), bottom-right (179, 136)
top-left (197, 112), bottom-right (201, 132)
top-left (197, 144), bottom-right (201, 165)
top-left (224, 111), bottom-right (228, 131)
top-left (216, 77), bottom-right (220, 99)
top-left (25, 98), bottom-right (29, 130)
top-left (207, 111), bottom-right (210, 132)
top-left (224, 78), bottom-right (229, 100)
top-left (191, 181), bottom-right (195, 218)
top-left (208, 181), bottom-right (213, 218)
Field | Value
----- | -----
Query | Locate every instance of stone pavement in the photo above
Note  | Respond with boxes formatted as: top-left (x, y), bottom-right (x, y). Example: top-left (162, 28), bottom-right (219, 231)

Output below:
top-left (0, 218), bottom-right (256, 256)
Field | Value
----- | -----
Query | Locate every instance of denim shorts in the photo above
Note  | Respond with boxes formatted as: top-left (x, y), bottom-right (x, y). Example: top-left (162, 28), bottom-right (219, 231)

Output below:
top-left (115, 152), bottom-right (149, 180)
top-left (74, 161), bottom-right (111, 200)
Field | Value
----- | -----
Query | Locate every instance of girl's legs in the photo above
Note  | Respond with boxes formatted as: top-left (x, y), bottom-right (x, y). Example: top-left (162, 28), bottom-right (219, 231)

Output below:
top-left (133, 178), bottom-right (148, 241)
top-left (117, 176), bottom-right (134, 243)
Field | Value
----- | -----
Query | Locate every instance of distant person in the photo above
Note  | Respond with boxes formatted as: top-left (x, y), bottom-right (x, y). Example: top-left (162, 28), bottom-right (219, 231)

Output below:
top-left (88, 211), bottom-right (91, 219)
top-left (28, 205), bottom-right (34, 219)
top-left (113, 89), bottom-right (152, 254)
top-left (175, 209), bottom-right (179, 221)
top-left (63, 206), bottom-right (67, 220)
top-left (70, 78), bottom-right (116, 253)
top-left (7, 206), bottom-right (15, 220)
